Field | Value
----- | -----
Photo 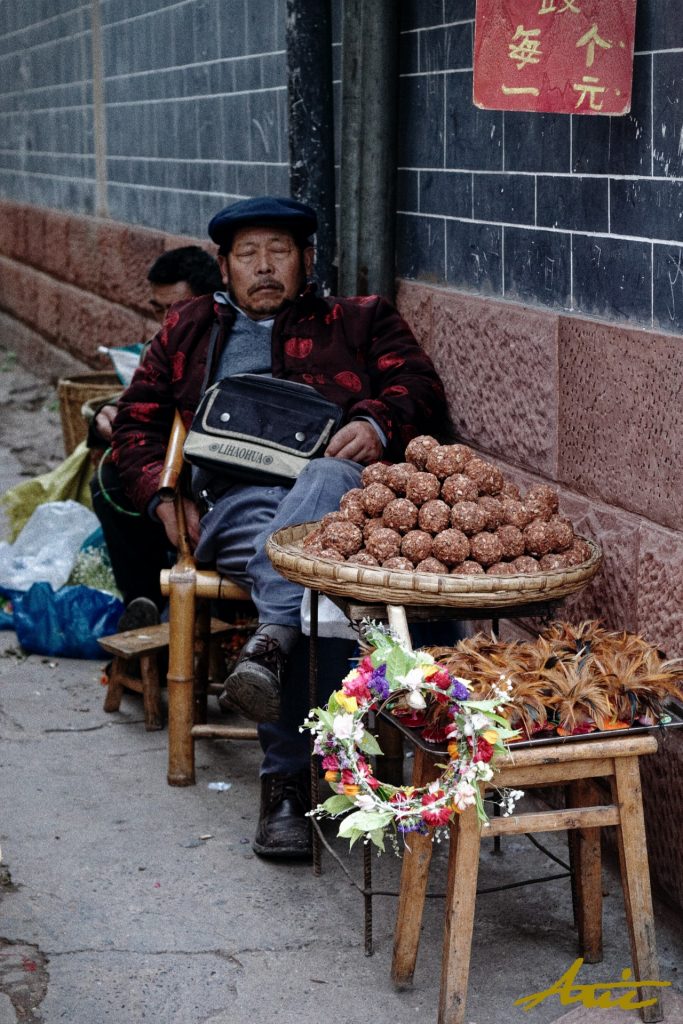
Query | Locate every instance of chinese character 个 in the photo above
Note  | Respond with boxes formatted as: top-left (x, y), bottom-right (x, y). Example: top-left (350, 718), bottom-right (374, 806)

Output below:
top-left (573, 75), bottom-right (606, 111)
top-left (508, 25), bottom-right (542, 70)
top-left (576, 24), bottom-right (612, 68)
top-left (538, 0), bottom-right (581, 14)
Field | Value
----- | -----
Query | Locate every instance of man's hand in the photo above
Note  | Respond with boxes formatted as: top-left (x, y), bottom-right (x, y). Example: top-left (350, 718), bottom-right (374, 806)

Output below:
top-left (324, 420), bottom-right (383, 464)
top-left (156, 497), bottom-right (201, 550)
top-left (94, 404), bottom-right (118, 443)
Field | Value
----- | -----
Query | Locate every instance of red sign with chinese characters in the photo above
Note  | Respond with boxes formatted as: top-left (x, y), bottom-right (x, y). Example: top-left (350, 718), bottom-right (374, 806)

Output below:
top-left (473, 0), bottom-right (637, 115)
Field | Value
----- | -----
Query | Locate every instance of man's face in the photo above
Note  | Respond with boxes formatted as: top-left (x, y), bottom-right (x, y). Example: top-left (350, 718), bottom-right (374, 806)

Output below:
top-left (218, 226), bottom-right (313, 320)
top-left (149, 281), bottom-right (194, 323)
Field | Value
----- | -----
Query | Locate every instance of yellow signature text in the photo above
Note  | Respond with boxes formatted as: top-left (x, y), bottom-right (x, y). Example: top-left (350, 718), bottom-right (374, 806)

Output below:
top-left (514, 958), bottom-right (671, 1012)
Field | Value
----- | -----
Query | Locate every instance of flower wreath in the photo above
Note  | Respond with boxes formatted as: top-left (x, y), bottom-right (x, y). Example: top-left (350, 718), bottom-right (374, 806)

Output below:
top-left (303, 623), bottom-right (523, 852)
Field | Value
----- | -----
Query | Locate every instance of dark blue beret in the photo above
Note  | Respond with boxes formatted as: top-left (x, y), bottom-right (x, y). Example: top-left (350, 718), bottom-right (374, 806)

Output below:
top-left (208, 196), bottom-right (318, 249)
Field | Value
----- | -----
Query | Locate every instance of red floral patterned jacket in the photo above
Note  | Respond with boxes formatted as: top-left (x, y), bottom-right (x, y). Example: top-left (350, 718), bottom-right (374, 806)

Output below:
top-left (111, 286), bottom-right (449, 511)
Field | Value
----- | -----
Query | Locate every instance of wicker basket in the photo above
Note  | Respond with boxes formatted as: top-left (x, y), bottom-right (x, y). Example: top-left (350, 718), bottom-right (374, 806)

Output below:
top-left (57, 372), bottom-right (121, 454)
top-left (267, 522), bottom-right (603, 609)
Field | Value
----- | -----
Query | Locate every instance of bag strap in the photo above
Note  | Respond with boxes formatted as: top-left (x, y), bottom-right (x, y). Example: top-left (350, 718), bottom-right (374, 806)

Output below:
top-left (200, 320), bottom-right (223, 396)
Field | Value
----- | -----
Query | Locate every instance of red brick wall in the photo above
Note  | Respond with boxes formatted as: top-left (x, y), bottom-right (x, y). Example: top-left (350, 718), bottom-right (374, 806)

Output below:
top-left (397, 278), bottom-right (683, 909)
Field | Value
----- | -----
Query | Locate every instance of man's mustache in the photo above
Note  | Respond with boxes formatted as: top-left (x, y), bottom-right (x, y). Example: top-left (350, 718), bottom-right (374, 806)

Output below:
top-left (248, 279), bottom-right (284, 295)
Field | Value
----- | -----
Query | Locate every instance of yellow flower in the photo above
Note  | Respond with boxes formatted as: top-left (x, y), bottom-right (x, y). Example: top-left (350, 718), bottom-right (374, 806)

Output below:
top-left (342, 668), bottom-right (360, 684)
top-left (422, 664), bottom-right (439, 679)
top-left (447, 741), bottom-right (460, 758)
top-left (334, 691), bottom-right (358, 714)
top-left (324, 770), bottom-right (340, 783)
top-left (482, 729), bottom-right (499, 745)
top-left (343, 784), bottom-right (360, 797)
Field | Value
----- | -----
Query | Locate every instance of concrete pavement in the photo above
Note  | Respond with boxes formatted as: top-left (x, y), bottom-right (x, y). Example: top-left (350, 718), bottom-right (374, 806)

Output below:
top-left (0, 348), bottom-right (681, 1024)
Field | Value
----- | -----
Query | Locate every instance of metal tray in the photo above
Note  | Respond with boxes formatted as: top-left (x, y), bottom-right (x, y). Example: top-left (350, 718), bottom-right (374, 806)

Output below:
top-left (383, 700), bottom-right (683, 757)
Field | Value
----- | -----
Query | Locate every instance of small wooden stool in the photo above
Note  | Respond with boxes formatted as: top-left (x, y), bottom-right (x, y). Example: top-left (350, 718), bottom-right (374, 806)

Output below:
top-left (99, 618), bottom-right (232, 732)
top-left (392, 734), bottom-right (662, 1024)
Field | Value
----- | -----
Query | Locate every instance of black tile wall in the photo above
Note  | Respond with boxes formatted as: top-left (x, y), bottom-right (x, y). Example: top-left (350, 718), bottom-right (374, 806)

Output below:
top-left (0, 0), bottom-right (681, 339)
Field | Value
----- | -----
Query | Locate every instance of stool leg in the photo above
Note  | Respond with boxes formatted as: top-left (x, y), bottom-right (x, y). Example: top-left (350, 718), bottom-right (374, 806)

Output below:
top-left (102, 657), bottom-right (125, 713)
top-left (567, 778), bottom-right (603, 963)
top-left (167, 569), bottom-right (197, 786)
top-left (612, 756), bottom-right (662, 1023)
top-left (439, 804), bottom-right (482, 1024)
top-left (391, 746), bottom-right (441, 988)
top-left (139, 653), bottom-right (163, 732)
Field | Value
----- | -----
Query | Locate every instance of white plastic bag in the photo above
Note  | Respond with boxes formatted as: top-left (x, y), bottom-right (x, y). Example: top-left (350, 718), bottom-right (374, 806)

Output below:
top-left (0, 500), bottom-right (99, 592)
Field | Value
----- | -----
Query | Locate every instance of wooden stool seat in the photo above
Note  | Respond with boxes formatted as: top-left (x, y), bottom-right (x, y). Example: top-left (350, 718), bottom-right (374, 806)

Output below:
top-left (99, 618), bottom-right (232, 732)
top-left (392, 733), bottom-right (663, 1024)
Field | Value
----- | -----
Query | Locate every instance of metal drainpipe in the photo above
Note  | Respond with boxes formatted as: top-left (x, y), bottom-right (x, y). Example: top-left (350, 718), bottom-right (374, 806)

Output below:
top-left (286, 0), bottom-right (337, 295)
top-left (338, 0), bottom-right (400, 301)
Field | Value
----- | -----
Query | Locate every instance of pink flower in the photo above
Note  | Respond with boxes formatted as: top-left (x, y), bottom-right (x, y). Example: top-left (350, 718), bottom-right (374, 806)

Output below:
top-left (343, 674), bottom-right (372, 702)
top-left (321, 755), bottom-right (339, 771)
top-left (420, 792), bottom-right (452, 827)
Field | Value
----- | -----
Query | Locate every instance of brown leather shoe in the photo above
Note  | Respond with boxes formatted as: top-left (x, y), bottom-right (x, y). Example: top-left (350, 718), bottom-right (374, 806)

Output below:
top-left (218, 631), bottom-right (285, 722)
top-left (252, 771), bottom-right (312, 860)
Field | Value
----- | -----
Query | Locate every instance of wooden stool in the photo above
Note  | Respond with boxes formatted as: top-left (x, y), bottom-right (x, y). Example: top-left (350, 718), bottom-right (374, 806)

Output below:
top-left (392, 734), bottom-right (662, 1024)
top-left (99, 618), bottom-right (232, 732)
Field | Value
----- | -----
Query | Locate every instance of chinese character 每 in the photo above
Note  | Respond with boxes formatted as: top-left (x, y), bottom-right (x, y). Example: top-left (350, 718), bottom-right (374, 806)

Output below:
top-left (508, 25), bottom-right (543, 69)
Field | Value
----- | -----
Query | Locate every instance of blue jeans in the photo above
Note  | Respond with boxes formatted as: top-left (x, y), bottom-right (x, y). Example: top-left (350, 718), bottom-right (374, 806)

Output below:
top-left (194, 458), bottom-right (363, 774)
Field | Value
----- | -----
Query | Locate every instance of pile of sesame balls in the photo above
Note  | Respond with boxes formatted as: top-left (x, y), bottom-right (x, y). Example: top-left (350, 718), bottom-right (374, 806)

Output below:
top-left (303, 436), bottom-right (591, 576)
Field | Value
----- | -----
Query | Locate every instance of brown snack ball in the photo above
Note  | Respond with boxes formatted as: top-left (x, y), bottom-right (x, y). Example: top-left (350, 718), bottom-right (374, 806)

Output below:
top-left (401, 529), bottom-right (433, 565)
top-left (463, 457), bottom-right (504, 495)
top-left (415, 557), bottom-right (449, 574)
top-left (320, 520), bottom-right (363, 556)
top-left (346, 551), bottom-right (380, 567)
top-left (524, 484), bottom-right (559, 522)
top-left (360, 462), bottom-right (388, 486)
top-left (477, 495), bottom-right (506, 530)
top-left (404, 434), bottom-right (441, 470)
top-left (469, 531), bottom-right (504, 567)
top-left (565, 538), bottom-right (592, 566)
top-left (315, 546), bottom-right (345, 562)
top-left (363, 517), bottom-right (385, 541)
top-left (405, 471), bottom-right (441, 506)
top-left (495, 524), bottom-right (526, 559)
top-left (418, 499), bottom-right (451, 534)
top-left (512, 555), bottom-right (541, 574)
top-left (539, 552), bottom-right (571, 571)
top-left (487, 561), bottom-right (516, 576)
top-left (365, 527), bottom-right (402, 562)
top-left (382, 556), bottom-right (414, 571)
top-left (432, 528), bottom-right (470, 566)
top-left (303, 526), bottom-right (324, 549)
top-left (450, 500), bottom-right (489, 536)
top-left (320, 511), bottom-right (346, 528)
top-left (426, 444), bottom-right (473, 479)
top-left (547, 514), bottom-right (574, 552)
top-left (501, 497), bottom-right (535, 529)
top-left (361, 482), bottom-right (395, 516)
top-left (500, 480), bottom-right (522, 500)
top-left (384, 461), bottom-right (418, 495)
top-left (441, 473), bottom-right (479, 505)
top-left (382, 497), bottom-right (419, 533)
top-left (452, 560), bottom-right (486, 575)
top-left (523, 518), bottom-right (556, 557)
top-left (339, 489), bottom-right (367, 526)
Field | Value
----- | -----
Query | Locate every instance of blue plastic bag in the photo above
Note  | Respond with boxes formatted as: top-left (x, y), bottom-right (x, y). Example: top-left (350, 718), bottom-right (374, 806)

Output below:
top-left (13, 582), bottom-right (124, 659)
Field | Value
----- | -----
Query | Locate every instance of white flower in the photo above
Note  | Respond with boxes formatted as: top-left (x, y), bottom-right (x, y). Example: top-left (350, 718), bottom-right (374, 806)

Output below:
top-left (396, 667), bottom-right (424, 692)
top-left (407, 689), bottom-right (427, 710)
top-left (452, 782), bottom-right (477, 811)
top-left (333, 713), bottom-right (363, 742)
top-left (356, 794), bottom-right (376, 811)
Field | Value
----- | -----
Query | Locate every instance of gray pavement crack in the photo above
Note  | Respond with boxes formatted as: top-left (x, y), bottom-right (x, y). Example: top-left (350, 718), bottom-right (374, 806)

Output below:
top-left (44, 719), bottom-right (145, 733)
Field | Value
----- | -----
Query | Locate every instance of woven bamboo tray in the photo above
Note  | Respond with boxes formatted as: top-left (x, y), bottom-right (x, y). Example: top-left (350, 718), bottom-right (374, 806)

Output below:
top-left (266, 522), bottom-right (602, 609)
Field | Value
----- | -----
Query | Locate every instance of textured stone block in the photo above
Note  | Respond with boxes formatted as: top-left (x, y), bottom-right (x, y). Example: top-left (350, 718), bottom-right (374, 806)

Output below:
top-left (558, 491), bottom-right (640, 633)
top-left (94, 220), bottom-right (167, 312)
top-left (558, 317), bottom-right (683, 531)
top-left (636, 522), bottom-right (683, 658)
top-left (427, 289), bottom-right (559, 474)
top-left (640, 730), bottom-right (683, 909)
top-left (395, 280), bottom-right (433, 350)
top-left (0, 311), bottom-right (88, 381)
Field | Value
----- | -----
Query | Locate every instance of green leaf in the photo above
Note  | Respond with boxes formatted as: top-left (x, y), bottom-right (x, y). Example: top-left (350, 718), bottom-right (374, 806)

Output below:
top-left (338, 809), bottom-right (393, 839)
top-left (368, 827), bottom-right (386, 851)
top-left (320, 794), bottom-right (355, 816)
top-left (358, 731), bottom-right (384, 757)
